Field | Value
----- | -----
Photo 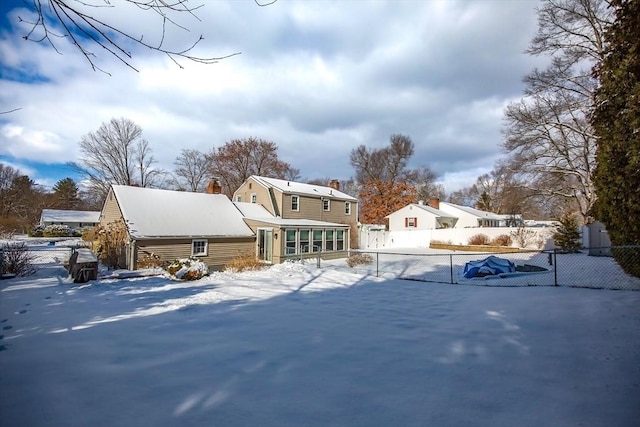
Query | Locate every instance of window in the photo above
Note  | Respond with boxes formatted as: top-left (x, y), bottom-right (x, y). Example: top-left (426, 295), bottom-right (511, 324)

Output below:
top-left (285, 229), bottom-right (297, 255)
top-left (312, 230), bottom-right (323, 252)
top-left (323, 198), bottom-right (330, 211)
top-left (405, 217), bottom-right (418, 228)
top-left (291, 195), bottom-right (300, 211)
top-left (345, 202), bottom-right (351, 215)
top-left (299, 229), bottom-right (310, 253)
top-left (336, 230), bottom-right (344, 251)
top-left (325, 230), bottom-right (334, 251)
top-left (192, 239), bottom-right (208, 257)
top-left (236, 195), bottom-right (242, 202)
top-left (251, 193), bottom-right (257, 203)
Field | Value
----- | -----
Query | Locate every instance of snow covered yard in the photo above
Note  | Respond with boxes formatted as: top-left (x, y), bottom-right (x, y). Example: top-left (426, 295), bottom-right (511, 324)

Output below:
top-left (1, 261), bottom-right (639, 427)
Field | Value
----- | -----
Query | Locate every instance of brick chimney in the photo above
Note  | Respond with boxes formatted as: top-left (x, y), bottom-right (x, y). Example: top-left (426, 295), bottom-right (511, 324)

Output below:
top-left (205, 179), bottom-right (222, 194)
top-left (329, 179), bottom-right (340, 191)
top-left (428, 197), bottom-right (440, 209)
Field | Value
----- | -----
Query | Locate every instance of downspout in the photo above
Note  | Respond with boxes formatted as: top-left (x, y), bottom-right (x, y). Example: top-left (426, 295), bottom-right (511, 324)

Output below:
top-left (130, 239), bottom-right (137, 270)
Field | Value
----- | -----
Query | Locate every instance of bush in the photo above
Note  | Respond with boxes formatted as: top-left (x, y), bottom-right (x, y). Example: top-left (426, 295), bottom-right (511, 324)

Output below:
top-left (467, 234), bottom-right (490, 245)
top-left (29, 225), bottom-right (45, 237)
top-left (224, 252), bottom-right (264, 273)
top-left (611, 247), bottom-right (640, 278)
top-left (490, 234), bottom-right (512, 247)
top-left (166, 257), bottom-right (209, 280)
top-left (553, 214), bottom-right (582, 253)
top-left (94, 221), bottom-right (128, 269)
top-left (347, 253), bottom-right (374, 267)
top-left (43, 224), bottom-right (73, 237)
top-left (137, 253), bottom-right (165, 269)
top-left (1, 242), bottom-right (36, 277)
top-left (510, 226), bottom-right (538, 248)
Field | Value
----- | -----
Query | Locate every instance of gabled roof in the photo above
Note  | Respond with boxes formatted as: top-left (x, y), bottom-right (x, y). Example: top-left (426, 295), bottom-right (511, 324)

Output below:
top-left (233, 202), bottom-right (348, 228)
top-left (386, 203), bottom-right (457, 219)
top-left (249, 176), bottom-right (357, 202)
top-left (40, 209), bottom-right (101, 224)
top-left (439, 202), bottom-right (503, 220)
top-left (110, 185), bottom-right (254, 239)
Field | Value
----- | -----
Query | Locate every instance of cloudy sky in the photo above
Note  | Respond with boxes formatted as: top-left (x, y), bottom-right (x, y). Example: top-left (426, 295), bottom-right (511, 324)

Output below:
top-left (0, 0), bottom-right (543, 193)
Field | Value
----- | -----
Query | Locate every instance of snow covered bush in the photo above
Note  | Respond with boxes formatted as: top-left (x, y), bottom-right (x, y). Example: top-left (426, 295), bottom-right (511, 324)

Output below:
top-left (166, 258), bottom-right (209, 281)
top-left (137, 253), bottom-right (165, 269)
top-left (43, 224), bottom-right (73, 237)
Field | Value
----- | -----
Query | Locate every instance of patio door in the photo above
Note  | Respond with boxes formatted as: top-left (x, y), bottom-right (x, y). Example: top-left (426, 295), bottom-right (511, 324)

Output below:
top-left (257, 228), bottom-right (273, 263)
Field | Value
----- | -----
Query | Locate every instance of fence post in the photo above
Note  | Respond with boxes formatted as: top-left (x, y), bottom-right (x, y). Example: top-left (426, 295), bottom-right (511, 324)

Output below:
top-left (317, 249), bottom-right (321, 268)
top-left (553, 248), bottom-right (558, 286)
top-left (449, 254), bottom-right (454, 284)
top-left (376, 252), bottom-right (379, 278)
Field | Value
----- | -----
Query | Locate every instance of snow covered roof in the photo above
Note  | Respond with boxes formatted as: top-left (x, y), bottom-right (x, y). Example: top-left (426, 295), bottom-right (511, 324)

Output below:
top-left (250, 176), bottom-right (357, 201)
top-left (385, 203), bottom-right (457, 219)
top-left (40, 209), bottom-right (101, 224)
top-left (111, 185), bottom-right (254, 239)
top-left (233, 202), bottom-right (347, 228)
top-left (439, 202), bottom-right (503, 220)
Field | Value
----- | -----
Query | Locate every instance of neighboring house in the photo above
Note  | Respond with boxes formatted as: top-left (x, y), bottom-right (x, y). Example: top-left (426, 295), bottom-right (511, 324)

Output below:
top-left (233, 176), bottom-right (358, 262)
top-left (435, 200), bottom-right (520, 228)
top-left (385, 198), bottom-right (522, 232)
top-left (40, 209), bottom-right (101, 229)
top-left (385, 201), bottom-right (458, 231)
top-left (100, 185), bottom-right (255, 271)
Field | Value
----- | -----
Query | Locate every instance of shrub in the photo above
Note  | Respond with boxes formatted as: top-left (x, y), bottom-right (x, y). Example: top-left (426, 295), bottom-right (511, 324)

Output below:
top-left (347, 253), bottom-right (374, 268)
top-left (137, 253), bottom-right (165, 269)
top-left (94, 220), bottom-right (128, 269)
top-left (166, 257), bottom-right (209, 280)
top-left (224, 252), bottom-right (264, 273)
top-left (1, 242), bottom-right (36, 277)
top-left (611, 247), bottom-right (640, 278)
top-left (43, 224), bottom-right (73, 237)
top-left (553, 213), bottom-right (582, 253)
top-left (467, 234), bottom-right (490, 246)
top-left (510, 226), bottom-right (538, 248)
top-left (29, 225), bottom-right (45, 237)
top-left (490, 234), bottom-right (512, 247)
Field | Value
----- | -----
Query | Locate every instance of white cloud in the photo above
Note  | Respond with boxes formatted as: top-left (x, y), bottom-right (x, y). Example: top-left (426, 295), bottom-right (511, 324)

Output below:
top-left (0, 0), bottom-right (541, 194)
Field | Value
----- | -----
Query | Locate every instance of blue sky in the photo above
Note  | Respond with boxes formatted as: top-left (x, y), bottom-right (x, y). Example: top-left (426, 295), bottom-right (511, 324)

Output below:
top-left (0, 0), bottom-right (543, 192)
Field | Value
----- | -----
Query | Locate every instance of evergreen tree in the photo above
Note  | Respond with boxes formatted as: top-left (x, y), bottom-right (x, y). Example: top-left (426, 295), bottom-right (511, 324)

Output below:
top-left (51, 178), bottom-right (82, 210)
top-left (592, 0), bottom-right (640, 247)
top-left (553, 213), bottom-right (582, 253)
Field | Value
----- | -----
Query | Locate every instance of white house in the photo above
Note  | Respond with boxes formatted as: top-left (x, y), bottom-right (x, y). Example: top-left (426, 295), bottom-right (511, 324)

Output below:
top-left (40, 209), bottom-right (101, 229)
top-left (436, 201), bottom-right (519, 228)
top-left (385, 202), bottom-right (458, 231)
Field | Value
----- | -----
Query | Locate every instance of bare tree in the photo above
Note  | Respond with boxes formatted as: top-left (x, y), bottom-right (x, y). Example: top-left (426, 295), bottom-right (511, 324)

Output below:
top-left (171, 148), bottom-right (211, 192)
top-left (71, 117), bottom-right (163, 202)
top-left (350, 134), bottom-right (415, 184)
top-left (501, 0), bottom-right (612, 223)
top-left (14, 0), bottom-right (277, 73)
top-left (207, 137), bottom-right (298, 198)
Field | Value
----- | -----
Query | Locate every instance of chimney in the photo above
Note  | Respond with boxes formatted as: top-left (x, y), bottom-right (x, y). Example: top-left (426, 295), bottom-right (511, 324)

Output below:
top-left (329, 179), bottom-right (340, 191)
top-left (206, 179), bottom-right (222, 194)
top-left (428, 197), bottom-right (440, 209)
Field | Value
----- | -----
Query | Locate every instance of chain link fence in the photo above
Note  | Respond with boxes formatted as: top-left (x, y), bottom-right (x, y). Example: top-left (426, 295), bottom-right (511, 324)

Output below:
top-left (322, 247), bottom-right (640, 291)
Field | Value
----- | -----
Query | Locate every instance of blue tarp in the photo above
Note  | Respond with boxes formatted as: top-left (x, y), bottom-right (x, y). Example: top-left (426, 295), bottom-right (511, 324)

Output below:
top-left (463, 255), bottom-right (516, 279)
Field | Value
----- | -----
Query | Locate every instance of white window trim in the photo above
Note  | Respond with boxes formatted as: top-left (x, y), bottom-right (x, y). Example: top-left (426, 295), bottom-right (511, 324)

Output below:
top-left (323, 198), bottom-right (330, 212)
top-left (251, 193), bottom-right (257, 203)
top-left (235, 195), bottom-right (242, 202)
top-left (192, 239), bottom-right (208, 257)
top-left (291, 195), bottom-right (300, 211)
top-left (345, 202), bottom-right (351, 215)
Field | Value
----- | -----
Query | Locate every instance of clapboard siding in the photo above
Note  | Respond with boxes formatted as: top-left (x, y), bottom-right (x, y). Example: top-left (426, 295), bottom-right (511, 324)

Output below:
top-left (136, 237), bottom-right (255, 270)
top-left (100, 191), bottom-right (124, 225)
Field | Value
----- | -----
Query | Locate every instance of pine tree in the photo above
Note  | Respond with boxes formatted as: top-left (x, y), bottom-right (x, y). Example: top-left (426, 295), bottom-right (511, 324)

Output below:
top-left (553, 213), bottom-right (582, 253)
top-left (592, 0), bottom-right (640, 246)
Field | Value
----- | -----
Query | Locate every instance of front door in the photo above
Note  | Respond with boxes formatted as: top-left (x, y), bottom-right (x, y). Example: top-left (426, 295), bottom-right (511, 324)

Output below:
top-left (257, 228), bottom-right (273, 263)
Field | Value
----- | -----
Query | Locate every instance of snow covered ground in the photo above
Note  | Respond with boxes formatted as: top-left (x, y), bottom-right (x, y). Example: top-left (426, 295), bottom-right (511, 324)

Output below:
top-left (1, 251), bottom-right (639, 427)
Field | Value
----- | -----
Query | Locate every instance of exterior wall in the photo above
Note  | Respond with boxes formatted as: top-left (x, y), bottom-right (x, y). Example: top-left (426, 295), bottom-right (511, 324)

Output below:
top-left (436, 205), bottom-right (479, 228)
top-left (233, 179), bottom-right (275, 215)
top-left (387, 206), bottom-right (438, 231)
top-left (42, 220), bottom-right (98, 228)
top-left (281, 193), bottom-right (358, 228)
top-left (135, 237), bottom-right (255, 271)
top-left (100, 190), bottom-right (125, 225)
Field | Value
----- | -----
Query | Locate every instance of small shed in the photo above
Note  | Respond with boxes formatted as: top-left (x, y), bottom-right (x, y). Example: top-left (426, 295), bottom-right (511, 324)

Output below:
top-left (588, 221), bottom-right (612, 256)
